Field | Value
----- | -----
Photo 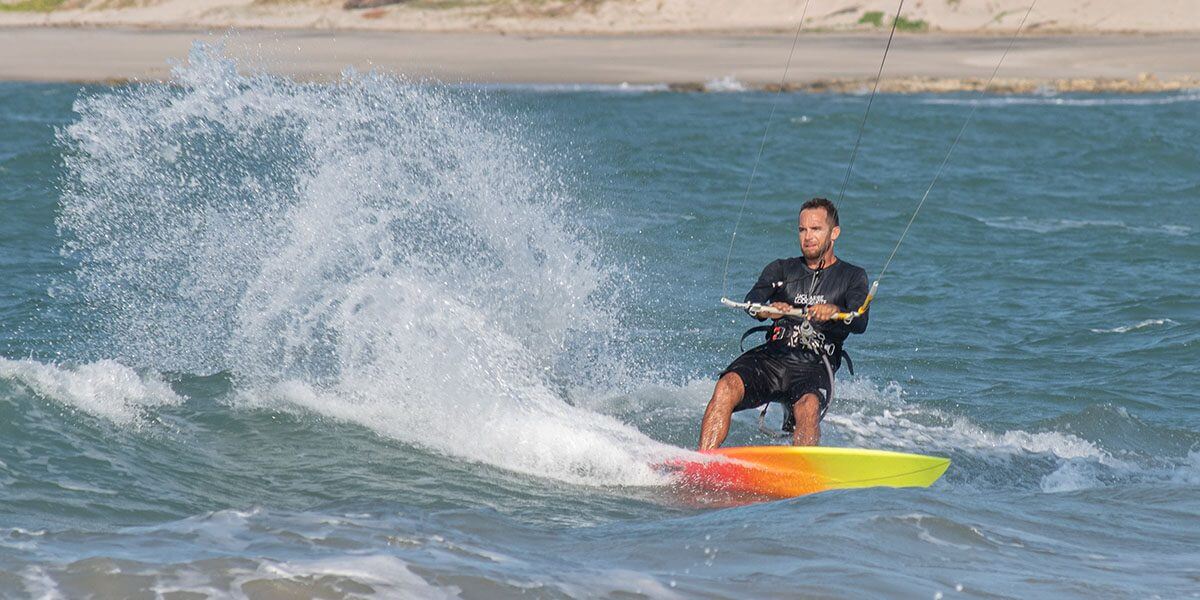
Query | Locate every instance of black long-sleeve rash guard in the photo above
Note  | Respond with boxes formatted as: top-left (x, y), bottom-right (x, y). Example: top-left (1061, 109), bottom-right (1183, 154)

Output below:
top-left (744, 256), bottom-right (870, 358)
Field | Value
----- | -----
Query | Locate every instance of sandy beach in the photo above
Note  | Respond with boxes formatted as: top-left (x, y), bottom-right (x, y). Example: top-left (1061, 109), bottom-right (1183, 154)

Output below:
top-left (4, 0), bottom-right (1200, 35)
top-left (2, 27), bottom-right (1198, 93)
top-left (1, 1), bottom-right (1198, 91)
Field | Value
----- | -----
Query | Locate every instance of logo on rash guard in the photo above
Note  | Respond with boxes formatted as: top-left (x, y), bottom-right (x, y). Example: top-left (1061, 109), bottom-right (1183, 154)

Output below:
top-left (794, 294), bottom-right (826, 306)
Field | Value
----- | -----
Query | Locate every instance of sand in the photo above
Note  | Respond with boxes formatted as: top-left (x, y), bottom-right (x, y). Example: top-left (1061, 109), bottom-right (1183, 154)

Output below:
top-left (0, 1), bottom-right (1197, 91)
top-left (1, 27), bottom-right (1198, 93)
top-left (2, 0), bottom-right (1199, 35)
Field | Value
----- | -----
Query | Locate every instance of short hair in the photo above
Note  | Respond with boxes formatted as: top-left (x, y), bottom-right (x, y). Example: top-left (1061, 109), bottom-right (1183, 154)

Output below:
top-left (800, 197), bottom-right (839, 227)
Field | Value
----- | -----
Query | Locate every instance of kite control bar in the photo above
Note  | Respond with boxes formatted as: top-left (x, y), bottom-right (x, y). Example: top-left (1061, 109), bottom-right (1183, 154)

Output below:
top-left (721, 281), bottom-right (879, 324)
top-left (720, 297), bottom-right (804, 318)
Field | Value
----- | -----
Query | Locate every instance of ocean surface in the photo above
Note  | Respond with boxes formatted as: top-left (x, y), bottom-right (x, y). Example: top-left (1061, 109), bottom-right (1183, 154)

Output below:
top-left (1, 42), bottom-right (1198, 598)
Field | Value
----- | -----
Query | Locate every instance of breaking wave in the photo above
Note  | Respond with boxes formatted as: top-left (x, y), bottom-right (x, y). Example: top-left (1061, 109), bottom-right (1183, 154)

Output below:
top-left (0, 358), bottom-right (180, 426)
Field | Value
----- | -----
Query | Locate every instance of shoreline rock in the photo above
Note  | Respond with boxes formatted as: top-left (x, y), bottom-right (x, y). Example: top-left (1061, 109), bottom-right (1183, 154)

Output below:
top-left (683, 75), bottom-right (1200, 94)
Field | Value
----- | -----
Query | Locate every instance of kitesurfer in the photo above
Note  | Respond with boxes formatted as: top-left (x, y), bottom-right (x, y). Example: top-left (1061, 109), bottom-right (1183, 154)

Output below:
top-left (699, 198), bottom-right (869, 448)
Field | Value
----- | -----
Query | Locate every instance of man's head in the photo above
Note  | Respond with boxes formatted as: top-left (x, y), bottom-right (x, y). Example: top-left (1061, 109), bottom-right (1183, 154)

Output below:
top-left (798, 197), bottom-right (841, 262)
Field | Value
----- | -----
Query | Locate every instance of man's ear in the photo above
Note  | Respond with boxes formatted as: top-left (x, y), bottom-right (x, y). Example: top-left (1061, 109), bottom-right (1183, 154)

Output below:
top-left (831, 225), bottom-right (841, 241)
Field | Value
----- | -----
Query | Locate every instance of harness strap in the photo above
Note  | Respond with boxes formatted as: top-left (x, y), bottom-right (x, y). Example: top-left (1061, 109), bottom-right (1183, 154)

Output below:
top-left (739, 325), bottom-right (773, 352)
top-left (820, 352), bottom-right (834, 421)
top-left (758, 404), bottom-right (791, 438)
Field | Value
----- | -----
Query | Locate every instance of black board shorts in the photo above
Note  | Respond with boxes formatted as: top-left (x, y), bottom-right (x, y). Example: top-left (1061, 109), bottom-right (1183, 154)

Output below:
top-left (721, 343), bottom-right (830, 416)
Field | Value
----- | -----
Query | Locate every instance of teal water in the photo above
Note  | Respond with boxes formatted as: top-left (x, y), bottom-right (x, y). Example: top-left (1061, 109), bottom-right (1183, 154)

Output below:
top-left (1, 44), bottom-right (1198, 597)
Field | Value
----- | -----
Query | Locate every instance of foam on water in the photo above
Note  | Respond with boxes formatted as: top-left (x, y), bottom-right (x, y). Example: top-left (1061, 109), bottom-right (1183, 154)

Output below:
top-left (1090, 319), bottom-right (1178, 334)
top-left (824, 379), bottom-right (1112, 460)
top-left (922, 90), bottom-right (1200, 107)
top-left (0, 529), bottom-right (46, 553)
top-left (471, 82), bottom-right (670, 94)
top-left (123, 507), bottom-right (264, 551)
top-left (822, 378), bottom-right (1200, 492)
top-left (18, 554), bottom-right (458, 600)
top-left (236, 555), bottom-right (458, 599)
top-left (1040, 459), bottom-right (1105, 493)
top-left (0, 358), bottom-right (180, 425)
top-left (976, 216), bottom-right (1192, 236)
top-left (1170, 452), bottom-right (1200, 485)
top-left (703, 76), bottom-right (747, 93)
top-left (57, 42), bottom-right (685, 486)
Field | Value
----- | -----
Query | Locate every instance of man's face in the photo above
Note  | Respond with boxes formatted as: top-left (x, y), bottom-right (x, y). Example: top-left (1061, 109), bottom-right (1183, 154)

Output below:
top-left (798, 208), bottom-right (840, 261)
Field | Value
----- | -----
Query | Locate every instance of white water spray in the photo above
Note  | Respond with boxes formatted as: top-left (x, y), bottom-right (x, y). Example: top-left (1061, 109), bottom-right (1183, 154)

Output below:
top-left (59, 42), bottom-right (683, 485)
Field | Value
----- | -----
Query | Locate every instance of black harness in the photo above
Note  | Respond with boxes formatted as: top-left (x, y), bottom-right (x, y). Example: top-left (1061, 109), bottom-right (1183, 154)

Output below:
top-left (737, 323), bottom-right (855, 376)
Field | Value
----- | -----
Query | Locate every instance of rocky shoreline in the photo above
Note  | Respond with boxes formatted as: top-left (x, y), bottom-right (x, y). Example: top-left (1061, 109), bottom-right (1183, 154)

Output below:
top-left (71, 75), bottom-right (1200, 95)
top-left (730, 75), bottom-right (1200, 94)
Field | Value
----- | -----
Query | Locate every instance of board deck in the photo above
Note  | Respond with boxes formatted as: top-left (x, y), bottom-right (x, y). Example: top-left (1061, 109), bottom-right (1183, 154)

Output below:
top-left (669, 446), bottom-right (950, 499)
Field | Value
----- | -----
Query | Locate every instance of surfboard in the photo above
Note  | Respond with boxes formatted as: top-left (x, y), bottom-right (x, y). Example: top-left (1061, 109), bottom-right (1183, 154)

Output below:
top-left (668, 446), bottom-right (950, 499)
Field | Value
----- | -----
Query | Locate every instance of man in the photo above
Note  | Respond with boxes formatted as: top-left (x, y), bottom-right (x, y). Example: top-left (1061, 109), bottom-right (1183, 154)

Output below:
top-left (699, 197), bottom-right (869, 449)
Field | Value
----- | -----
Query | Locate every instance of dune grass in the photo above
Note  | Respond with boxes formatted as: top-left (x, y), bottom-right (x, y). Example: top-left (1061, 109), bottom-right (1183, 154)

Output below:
top-left (858, 10), bottom-right (929, 31)
top-left (857, 10), bottom-right (884, 26)
top-left (893, 15), bottom-right (929, 31)
top-left (0, 0), bottom-right (68, 12)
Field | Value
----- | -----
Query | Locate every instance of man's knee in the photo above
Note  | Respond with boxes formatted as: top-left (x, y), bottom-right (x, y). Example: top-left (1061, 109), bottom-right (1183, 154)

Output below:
top-left (717, 372), bottom-right (743, 393)
top-left (791, 393), bottom-right (822, 446)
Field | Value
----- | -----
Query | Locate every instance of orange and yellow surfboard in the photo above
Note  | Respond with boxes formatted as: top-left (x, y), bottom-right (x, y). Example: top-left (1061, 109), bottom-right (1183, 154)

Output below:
top-left (671, 446), bottom-right (950, 499)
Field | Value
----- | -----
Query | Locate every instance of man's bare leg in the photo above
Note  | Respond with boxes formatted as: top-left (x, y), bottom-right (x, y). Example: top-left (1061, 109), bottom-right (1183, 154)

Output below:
top-left (791, 393), bottom-right (821, 446)
top-left (698, 373), bottom-right (745, 450)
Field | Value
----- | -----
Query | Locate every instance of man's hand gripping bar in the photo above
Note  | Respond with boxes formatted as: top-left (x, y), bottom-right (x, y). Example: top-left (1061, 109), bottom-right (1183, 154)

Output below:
top-left (720, 281), bottom-right (878, 324)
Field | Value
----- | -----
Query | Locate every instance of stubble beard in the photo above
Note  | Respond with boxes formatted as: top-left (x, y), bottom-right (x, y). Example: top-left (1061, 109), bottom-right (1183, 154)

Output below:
top-left (802, 237), bottom-right (830, 262)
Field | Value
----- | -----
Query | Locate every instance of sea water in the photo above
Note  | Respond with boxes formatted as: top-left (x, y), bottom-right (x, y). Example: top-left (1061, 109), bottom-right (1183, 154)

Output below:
top-left (0, 42), bottom-right (1197, 598)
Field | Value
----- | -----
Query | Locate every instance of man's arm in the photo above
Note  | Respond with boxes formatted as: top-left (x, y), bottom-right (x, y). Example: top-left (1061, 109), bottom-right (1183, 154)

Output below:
top-left (744, 260), bottom-right (787, 320)
top-left (808, 268), bottom-right (869, 333)
top-left (843, 268), bottom-right (870, 334)
top-left (837, 268), bottom-right (870, 334)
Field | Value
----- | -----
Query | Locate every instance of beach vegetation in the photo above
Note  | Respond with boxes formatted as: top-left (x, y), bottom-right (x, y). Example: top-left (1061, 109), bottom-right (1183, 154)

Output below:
top-left (857, 10), bottom-right (928, 31)
top-left (409, 0), bottom-right (489, 8)
top-left (989, 9), bottom-right (1018, 26)
top-left (893, 15), bottom-right (929, 31)
top-left (297, 0), bottom-right (614, 13)
top-left (857, 11), bottom-right (884, 27)
top-left (0, 0), bottom-right (67, 11)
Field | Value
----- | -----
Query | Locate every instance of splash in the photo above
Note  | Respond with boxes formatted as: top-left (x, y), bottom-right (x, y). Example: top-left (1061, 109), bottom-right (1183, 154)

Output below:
top-left (0, 358), bottom-right (180, 425)
top-left (58, 41), bottom-right (683, 485)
